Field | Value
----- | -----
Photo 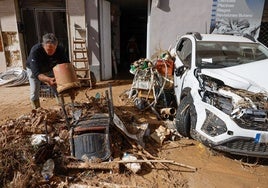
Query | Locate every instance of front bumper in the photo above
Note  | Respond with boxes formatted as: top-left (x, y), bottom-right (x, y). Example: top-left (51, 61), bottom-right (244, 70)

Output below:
top-left (213, 137), bottom-right (268, 158)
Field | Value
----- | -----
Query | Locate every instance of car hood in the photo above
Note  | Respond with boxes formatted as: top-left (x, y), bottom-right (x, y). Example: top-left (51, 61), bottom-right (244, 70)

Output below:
top-left (200, 59), bottom-right (268, 93)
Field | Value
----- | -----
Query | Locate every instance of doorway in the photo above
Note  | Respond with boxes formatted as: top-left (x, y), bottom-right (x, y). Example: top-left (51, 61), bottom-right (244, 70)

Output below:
top-left (20, 4), bottom-right (68, 57)
top-left (111, 1), bottom-right (147, 78)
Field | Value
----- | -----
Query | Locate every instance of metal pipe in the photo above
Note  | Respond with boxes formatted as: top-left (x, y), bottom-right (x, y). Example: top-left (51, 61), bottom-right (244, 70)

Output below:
top-left (161, 113), bottom-right (169, 119)
top-left (160, 107), bottom-right (176, 115)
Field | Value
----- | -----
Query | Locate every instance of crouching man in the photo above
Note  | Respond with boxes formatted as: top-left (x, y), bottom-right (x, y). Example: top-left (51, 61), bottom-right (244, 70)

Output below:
top-left (26, 33), bottom-right (70, 109)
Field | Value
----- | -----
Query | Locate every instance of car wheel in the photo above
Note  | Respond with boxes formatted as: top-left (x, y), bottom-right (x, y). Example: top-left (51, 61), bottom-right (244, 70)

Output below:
top-left (175, 95), bottom-right (191, 137)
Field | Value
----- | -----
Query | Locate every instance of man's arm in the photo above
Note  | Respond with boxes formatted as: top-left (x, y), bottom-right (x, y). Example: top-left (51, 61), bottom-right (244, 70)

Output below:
top-left (38, 74), bottom-right (56, 86)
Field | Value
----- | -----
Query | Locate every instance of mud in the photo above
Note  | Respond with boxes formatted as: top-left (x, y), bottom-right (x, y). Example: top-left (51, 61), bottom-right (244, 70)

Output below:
top-left (0, 79), bottom-right (268, 187)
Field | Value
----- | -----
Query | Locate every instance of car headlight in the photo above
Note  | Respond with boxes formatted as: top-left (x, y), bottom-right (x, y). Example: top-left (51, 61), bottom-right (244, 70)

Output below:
top-left (198, 75), bottom-right (233, 115)
top-left (201, 109), bottom-right (227, 137)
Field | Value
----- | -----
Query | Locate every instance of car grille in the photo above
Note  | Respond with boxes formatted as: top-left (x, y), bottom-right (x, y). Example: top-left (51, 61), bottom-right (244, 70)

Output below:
top-left (214, 138), bottom-right (268, 158)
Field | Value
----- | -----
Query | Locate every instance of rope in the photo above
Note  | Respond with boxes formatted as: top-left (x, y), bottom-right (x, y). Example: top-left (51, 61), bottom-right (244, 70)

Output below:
top-left (0, 68), bottom-right (29, 86)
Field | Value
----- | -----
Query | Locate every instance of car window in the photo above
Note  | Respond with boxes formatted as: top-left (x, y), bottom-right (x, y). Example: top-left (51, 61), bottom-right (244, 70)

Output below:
top-left (176, 38), bottom-right (192, 67)
top-left (196, 41), bottom-right (268, 68)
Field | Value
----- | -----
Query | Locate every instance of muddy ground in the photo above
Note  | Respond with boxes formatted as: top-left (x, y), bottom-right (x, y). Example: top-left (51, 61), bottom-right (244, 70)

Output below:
top-left (1, 78), bottom-right (268, 188)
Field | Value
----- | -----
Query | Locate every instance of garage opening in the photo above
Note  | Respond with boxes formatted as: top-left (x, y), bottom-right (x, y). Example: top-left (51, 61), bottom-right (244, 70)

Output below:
top-left (19, 0), bottom-right (68, 57)
top-left (111, 0), bottom-right (147, 78)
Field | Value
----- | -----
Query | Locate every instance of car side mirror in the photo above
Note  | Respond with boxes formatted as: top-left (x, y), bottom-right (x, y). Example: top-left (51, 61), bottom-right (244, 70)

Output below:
top-left (175, 66), bottom-right (187, 77)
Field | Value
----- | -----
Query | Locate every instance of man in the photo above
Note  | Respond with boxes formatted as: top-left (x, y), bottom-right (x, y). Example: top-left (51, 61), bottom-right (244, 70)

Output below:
top-left (26, 33), bottom-right (70, 109)
top-left (126, 35), bottom-right (140, 64)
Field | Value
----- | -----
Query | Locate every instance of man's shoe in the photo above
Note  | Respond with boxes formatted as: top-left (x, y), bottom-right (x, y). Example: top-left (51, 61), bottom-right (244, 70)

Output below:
top-left (31, 100), bottom-right (40, 109)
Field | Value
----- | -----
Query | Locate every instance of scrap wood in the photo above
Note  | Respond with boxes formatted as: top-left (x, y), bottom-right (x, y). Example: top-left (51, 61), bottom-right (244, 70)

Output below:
top-left (118, 89), bottom-right (133, 105)
top-left (113, 113), bottom-right (143, 144)
top-left (115, 159), bottom-right (197, 172)
top-left (31, 115), bottom-right (44, 127)
top-left (139, 154), bottom-right (154, 168)
top-left (66, 159), bottom-right (196, 172)
top-left (112, 112), bottom-right (166, 168)
top-left (112, 113), bottom-right (155, 158)
top-left (123, 138), bottom-right (156, 168)
top-left (112, 109), bottom-right (172, 169)
top-left (67, 161), bottom-right (119, 173)
top-left (69, 182), bottom-right (141, 188)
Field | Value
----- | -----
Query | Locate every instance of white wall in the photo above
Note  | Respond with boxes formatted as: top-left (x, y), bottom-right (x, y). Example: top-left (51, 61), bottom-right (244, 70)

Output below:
top-left (66, 0), bottom-right (86, 61)
top-left (0, 0), bottom-right (21, 72)
top-left (85, 0), bottom-right (101, 81)
top-left (148, 0), bottom-right (213, 58)
top-left (85, 0), bottom-right (113, 81)
top-left (99, 0), bottom-right (112, 80)
top-left (0, 27), bottom-right (5, 72)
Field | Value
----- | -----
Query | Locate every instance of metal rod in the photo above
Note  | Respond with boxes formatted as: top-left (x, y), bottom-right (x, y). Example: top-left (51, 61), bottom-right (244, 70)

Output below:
top-left (70, 89), bottom-right (76, 120)
top-left (109, 84), bottom-right (114, 120)
top-left (60, 94), bottom-right (70, 129)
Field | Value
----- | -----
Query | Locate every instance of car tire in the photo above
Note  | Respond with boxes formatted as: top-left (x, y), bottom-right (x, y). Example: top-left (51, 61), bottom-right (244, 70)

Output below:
top-left (175, 95), bottom-right (191, 138)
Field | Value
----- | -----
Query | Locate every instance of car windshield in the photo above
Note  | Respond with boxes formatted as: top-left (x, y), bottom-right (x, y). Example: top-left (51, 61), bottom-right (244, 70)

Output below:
top-left (196, 41), bottom-right (268, 68)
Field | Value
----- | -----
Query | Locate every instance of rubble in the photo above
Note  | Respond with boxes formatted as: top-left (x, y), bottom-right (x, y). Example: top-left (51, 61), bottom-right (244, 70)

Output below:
top-left (127, 52), bottom-right (176, 119)
top-left (150, 125), bottom-right (171, 145)
top-left (0, 86), bottom-right (196, 187)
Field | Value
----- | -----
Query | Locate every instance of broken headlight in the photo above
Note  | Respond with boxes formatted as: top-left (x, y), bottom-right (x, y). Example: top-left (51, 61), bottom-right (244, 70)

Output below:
top-left (239, 108), bottom-right (266, 122)
top-left (198, 75), bottom-right (233, 115)
top-left (202, 91), bottom-right (233, 115)
top-left (198, 74), bottom-right (268, 131)
top-left (201, 110), bottom-right (227, 137)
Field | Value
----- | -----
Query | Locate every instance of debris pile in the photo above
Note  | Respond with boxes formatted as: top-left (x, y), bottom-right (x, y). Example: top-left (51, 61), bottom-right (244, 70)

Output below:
top-left (0, 88), bottom-right (196, 187)
top-left (0, 93), bottom-right (111, 187)
top-left (127, 51), bottom-right (177, 119)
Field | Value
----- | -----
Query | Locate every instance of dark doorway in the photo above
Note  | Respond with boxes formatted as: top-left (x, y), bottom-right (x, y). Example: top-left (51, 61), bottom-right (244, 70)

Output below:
top-left (120, 9), bottom-right (147, 69)
top-left (111, 1), bottom-right (147, 78)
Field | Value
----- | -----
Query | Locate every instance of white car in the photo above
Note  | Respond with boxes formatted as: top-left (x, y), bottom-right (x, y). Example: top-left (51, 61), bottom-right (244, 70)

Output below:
top-left (173, 32), bottom-right (268, 158)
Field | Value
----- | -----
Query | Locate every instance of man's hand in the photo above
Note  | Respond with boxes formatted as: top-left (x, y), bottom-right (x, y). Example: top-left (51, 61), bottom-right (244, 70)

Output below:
top-left (38, 74), bottom-right (56, 86)
top-left (46, 77), bottom-right (56, 86)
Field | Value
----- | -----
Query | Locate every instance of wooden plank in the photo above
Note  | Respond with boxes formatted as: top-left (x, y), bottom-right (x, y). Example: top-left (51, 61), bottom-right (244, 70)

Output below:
top-left (67, 161), bottom-right (119, 173)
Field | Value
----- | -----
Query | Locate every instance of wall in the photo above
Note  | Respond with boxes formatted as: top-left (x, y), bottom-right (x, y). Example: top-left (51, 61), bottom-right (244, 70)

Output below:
top-left (0, 0), bottom-right (22, 72)
top-left (85, 0), bottom-right (101, 81)
top-left (66, 0), bottom-right (86, 59)
top-left (148, 0), bottom-right (213, 58)
top-left (99, 0), bottom-right (112, 80)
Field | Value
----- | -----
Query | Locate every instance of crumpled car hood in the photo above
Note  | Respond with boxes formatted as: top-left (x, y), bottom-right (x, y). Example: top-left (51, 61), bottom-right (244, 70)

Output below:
top-left (200, 59), bottom-right (268, 93)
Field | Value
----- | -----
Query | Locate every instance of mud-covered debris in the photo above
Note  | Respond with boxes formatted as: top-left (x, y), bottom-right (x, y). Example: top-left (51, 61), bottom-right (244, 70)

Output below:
top-left (150, 125), bottom-right (171, 145)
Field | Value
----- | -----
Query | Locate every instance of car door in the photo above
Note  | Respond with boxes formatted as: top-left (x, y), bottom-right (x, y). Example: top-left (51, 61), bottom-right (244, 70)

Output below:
top-left (174, 38), bottom-right (192, 104)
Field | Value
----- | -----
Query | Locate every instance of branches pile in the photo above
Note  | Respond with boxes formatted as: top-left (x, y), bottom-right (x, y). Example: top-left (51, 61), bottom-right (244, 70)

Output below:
top-left (0, 108), bottom-right (66, 187)
top-left (0, 119), bottom-right (36, 186)
top-left (0, 95), bottom-right (110, 187)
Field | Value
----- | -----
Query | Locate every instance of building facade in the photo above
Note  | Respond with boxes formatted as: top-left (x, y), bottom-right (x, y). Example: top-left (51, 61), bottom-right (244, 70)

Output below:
top-left (0, 0), bottom-right (267, 81)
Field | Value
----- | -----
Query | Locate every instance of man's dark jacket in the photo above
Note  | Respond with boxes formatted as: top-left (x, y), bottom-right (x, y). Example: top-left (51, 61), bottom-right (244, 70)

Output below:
top-left (26, 43), bottom-right (70, 78)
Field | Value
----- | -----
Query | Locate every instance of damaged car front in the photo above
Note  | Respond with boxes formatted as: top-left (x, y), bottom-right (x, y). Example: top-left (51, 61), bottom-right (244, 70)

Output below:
top-left (174, 33), bottom-right (268, 158)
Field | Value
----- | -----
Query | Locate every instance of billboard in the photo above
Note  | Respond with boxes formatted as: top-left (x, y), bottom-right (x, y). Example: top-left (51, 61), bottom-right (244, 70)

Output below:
top-left (210, 0), bottom-right (265, 38)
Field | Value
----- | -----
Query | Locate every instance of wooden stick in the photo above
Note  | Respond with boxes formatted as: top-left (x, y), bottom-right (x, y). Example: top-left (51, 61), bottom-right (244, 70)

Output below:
top-left (139, 153), bottom-right (154, 168)
top-left (115, 159), bottom-right (197, 171)
top-left (67, 161), bottom-right (119, 173)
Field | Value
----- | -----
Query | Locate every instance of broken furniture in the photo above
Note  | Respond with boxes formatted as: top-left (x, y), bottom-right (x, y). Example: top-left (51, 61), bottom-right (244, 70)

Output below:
top-left (53, 63), bottom-right (112, 162)
top-left (53, 63), bottom-right (81, 128)
top-left (70, 113), bottom-right (111, 161)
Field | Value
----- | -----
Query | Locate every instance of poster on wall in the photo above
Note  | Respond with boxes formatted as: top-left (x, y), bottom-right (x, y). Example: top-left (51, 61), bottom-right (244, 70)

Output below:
top-left (210, 0), bottom-right (265, 38)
